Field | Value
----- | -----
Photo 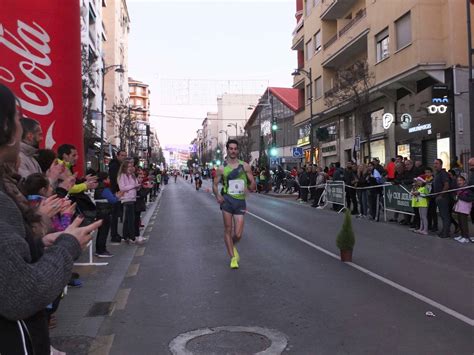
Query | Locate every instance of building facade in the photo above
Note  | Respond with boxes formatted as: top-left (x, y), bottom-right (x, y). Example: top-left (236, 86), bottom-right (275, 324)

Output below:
top-left (245, 87), bottom-right (299, 169)
top-left (103, 0), bottom-right (130, 149)
top-left (292, 0), bottom-right (474, 169)
top-left (80, 0), bottom-right (106, 169)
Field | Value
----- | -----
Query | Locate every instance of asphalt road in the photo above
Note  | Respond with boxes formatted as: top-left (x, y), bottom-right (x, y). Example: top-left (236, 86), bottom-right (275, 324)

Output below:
top-left (100, 177), bottom-right (473, 355)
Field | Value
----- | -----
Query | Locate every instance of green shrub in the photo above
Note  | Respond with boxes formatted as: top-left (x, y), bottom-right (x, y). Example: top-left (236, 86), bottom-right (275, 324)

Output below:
top-left (336, 209), bottom-right (355, 251)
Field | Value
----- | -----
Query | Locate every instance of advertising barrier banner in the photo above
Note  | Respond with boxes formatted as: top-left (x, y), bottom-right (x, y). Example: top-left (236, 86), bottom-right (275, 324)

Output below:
top-left (0, 0), bottom-right (85, 173)
top-left (326, 181), bottom-right (345, 206)
top-left (384, 184), bottom-right (414, 214)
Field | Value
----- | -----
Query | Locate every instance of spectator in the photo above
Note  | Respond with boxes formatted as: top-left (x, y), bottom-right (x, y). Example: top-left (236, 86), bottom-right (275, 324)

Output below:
top-left (433, 158), bottom-right (452, 238)
top-left (311, 166), bottom-right (327, 208)
top-left (118, 160), bottom-right (142, 244)
top-left (343, 161), bottom-right (358, 215)
top-left (453, 175), bottom-right (474, 243)
top-left (57, 144), bottom-right (97, 194)
top-left (386, 158), bottom-right (396, 181)
top-left (367, 162), bottom-right (383, 220)
top-left (355, 164), bottom-right (369, 217)
top-left (468, 157), bottom-right (474, 223)
top-left (424, 167), bottom-right (438, 232)
top-left (0, 83), bottom-right (102, 355)
top-left (299, 165), bottom-right (310, 202)
top-left (18, 117), bottom-right (43, 178)
top-left (410, 177), bottom-right (429, 235)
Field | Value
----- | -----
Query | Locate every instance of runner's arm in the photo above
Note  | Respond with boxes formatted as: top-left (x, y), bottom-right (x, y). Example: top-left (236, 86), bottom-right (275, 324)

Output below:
top-left (244, 163), bottom-right (256, 192)
top-left (213, 167), bottom-right (224, 202)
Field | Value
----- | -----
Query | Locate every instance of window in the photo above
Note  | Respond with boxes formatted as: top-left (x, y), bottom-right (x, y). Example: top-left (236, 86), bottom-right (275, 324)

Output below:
top-left (371, 109), bottom-right (384, 135)
top-left (306, 83), bottom-right (312, 102)
top-left (306, 39), bottom-right (313, 60)
top-left (376, 28), bottom-right (389, 62)
top-left (395, 12), bottom-right (411, 50)
top-left (314, 76), bottom-right (323, 99)
top-left (314, 30), bottom-right (321, 53)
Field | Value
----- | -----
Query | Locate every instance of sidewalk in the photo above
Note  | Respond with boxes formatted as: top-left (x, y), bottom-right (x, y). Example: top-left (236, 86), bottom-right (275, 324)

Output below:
top-left (49, 192), bottom-right (162, 354)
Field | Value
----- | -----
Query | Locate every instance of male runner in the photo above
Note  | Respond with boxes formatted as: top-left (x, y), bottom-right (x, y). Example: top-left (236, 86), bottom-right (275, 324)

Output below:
top-left (213, 139), bottom-right (256, 269)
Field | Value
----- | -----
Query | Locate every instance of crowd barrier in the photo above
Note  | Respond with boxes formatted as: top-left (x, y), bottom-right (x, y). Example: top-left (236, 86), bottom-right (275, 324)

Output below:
top-left (298, 181), bottom-right (474, 221)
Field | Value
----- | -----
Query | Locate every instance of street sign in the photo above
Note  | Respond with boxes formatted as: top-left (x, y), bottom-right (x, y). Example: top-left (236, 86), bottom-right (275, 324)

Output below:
top-left (270, 158), bottom-right (281, 166)
top-left (292, 147), bottom-right (303, 158)
top-left (326, 182), bottom-right (345, 206)
top-left (384, 184), bottom-right (414, 214)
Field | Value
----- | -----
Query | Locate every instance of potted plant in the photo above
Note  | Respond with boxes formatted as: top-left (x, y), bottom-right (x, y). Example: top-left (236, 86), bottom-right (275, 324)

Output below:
top-left (336, 209), bottom-right (355, 262)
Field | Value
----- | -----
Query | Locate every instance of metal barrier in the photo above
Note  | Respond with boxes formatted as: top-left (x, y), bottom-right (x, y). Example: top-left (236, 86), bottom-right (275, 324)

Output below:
top-left (325, 181), bottom-right (346, 212)
top-left (383, 184), bottom-right (415, 221)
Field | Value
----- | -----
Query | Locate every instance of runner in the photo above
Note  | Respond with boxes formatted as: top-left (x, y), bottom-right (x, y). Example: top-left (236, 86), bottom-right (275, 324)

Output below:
top-left (213, 139), bottom-right (256, 269)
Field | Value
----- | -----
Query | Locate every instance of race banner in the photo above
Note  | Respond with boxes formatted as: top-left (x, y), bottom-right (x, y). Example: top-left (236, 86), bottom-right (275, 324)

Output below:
top-left (0, 0), bottom-right (85, 173)
top-left (384, 184), bottom-right (414, 214)
top-left (326, 181), bottom-right (345, 206)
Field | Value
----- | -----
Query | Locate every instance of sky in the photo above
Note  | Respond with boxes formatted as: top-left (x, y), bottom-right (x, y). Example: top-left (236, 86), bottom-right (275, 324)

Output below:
top-left (127, 0), bottom-right (296, 147)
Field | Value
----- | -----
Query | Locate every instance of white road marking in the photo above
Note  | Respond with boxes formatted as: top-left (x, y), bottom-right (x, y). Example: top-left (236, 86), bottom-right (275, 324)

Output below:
top-left (135, 247), bottom-right (146, 257)
top-left (246, 211), bottom-right (474, 327)
top-left (126, 264), bottom-right (140, 278)
top-left (114, 288), bottom-right (131, 311)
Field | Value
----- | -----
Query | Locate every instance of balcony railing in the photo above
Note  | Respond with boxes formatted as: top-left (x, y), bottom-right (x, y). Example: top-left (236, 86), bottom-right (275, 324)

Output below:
top-left (339, 8), bottom-right (366, 37)
top-left (323, 34), bottom-right (337, 50)
top-left (292, 16), bottom-right (304, 36)
top-left (322, 8), bottom-right (366, 50)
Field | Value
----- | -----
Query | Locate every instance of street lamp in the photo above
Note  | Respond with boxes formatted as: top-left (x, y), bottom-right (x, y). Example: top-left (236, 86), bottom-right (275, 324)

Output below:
top-left (292, 67), bottom-right (314, 165)
top-left (100, 63), bottom-right (125, 171)
top-left (227, 123), bottom-right (238, 137)
top-left (219, 129), bottom-right (228, 142)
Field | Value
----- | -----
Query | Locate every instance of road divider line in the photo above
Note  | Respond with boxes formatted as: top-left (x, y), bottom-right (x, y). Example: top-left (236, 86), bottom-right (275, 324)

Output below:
top-left (247, 211), bottom-right (474, 327)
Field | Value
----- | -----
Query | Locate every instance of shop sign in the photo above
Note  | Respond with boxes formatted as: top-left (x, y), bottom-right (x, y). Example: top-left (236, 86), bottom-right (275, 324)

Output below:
top-left (326, 182), bottom-right (345, 206)
top-left (322, 145), bottom-right (336, 154)
top-left (382, 113), bottom-right (394, 129)
top-left (384, 184), bottom-right (414, 214)
top-left (408, 123), bottom-right (432, 134)
top-left (400, 113), bottom-right (412, 129)
top-left (427, 104), bottom-right (448, 114)
top-left (297, 136), bottom-right (310, 147)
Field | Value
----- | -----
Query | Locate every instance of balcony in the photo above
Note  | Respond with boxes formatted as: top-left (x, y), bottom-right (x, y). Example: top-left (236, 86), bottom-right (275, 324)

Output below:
top-left (322, 11), bottom-right (368, 69)
top-left (322, 8), bottom-right (366, 51)
top-left (321, 0), bottom-right (358, 20)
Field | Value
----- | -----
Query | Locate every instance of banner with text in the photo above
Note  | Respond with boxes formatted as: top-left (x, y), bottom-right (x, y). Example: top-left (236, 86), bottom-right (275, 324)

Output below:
top-left (326, 181), bottom-right (345, 206)
top-left (384, 184), bottom-right (414, 214)
top-left (0, 0), bottom-right (85, 173)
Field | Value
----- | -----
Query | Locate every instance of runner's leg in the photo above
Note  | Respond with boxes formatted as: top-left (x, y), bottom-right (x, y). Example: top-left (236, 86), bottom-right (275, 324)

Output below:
top-left (233, 214), bottom-right (245, 244)
top-left (222, 211), bottom-right (234, 257)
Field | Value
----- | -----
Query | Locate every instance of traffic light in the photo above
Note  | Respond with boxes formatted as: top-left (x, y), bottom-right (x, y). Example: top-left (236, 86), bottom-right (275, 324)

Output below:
top-left (272, 122), bottom-right (278, 131)
top-left (270, 146), bottom-right (278, 157)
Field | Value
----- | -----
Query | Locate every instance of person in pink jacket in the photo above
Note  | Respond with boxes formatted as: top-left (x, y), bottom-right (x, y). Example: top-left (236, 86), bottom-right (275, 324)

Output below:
top-left (117, 160), bottom-right (143, 244)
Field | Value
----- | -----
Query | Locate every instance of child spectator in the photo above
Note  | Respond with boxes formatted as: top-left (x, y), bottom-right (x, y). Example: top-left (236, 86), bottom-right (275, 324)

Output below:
top-left (411, 177), bottom-right (429, 235)
top-left (453, 175), bottom-right (474, 243)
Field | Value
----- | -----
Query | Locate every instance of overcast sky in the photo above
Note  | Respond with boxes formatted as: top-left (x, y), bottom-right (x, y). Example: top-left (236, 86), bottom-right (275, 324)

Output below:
top-left (127, 0), bottom-right (296, 147)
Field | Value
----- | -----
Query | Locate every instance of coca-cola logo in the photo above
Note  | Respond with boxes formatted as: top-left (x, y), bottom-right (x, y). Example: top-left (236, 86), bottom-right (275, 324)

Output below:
top-left (0, 20), bottom-right (56, 147)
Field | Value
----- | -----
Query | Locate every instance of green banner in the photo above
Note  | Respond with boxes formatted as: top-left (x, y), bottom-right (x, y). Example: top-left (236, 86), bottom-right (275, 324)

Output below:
top-left (326, 182), bottom-right (345, 206)
top-left (384, 184), bottom-right (414, 214)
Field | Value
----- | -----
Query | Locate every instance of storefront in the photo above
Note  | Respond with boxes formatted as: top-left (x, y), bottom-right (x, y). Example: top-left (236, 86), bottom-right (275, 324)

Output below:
top-left (321, 141), bottom-right (338, 167)
top-left (394, 84), bottom-right (452, 170)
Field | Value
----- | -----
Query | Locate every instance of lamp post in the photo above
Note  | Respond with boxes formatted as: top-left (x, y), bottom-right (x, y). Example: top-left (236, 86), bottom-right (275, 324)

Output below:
top-left (292, 67), bottom-right (314, 165)
top-left (219, 129), bottom-right (228, 143)
top-left (227, 123), bottom-right (238, 138)
top-left (100, 63), bottom-right (124, 171)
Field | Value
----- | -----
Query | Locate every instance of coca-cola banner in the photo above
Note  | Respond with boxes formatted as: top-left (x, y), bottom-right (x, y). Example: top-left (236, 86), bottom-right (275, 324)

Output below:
top-left (0, 0), bottom-right (85, 174)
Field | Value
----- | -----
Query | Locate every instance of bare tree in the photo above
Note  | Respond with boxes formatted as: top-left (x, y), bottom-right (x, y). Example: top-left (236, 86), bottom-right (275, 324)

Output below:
top-left (236, 133), bottom-right (254, 163)
top-left (324, 59), bottom-right (375, 160)
top-left (107, 102), bottom-right (139, 154)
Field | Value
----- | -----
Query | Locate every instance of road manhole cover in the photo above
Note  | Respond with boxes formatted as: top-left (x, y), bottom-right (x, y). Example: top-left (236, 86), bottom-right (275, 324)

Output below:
top-left (169, 326), bottom-right (288, 355)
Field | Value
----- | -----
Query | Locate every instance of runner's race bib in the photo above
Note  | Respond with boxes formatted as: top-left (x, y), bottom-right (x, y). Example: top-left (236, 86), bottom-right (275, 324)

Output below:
top-left (228, 179), bottom-right (245, 195)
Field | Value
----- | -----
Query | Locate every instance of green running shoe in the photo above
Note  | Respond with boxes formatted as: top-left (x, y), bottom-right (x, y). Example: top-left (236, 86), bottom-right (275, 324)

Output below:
top-left (230, 256), bottom-right (239, 269)
top-left (233, 246), bottom-right (240, 262)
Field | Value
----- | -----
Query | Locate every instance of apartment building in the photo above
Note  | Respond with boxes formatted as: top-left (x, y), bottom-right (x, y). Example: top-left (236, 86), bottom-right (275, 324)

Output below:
top-left (292, 0), bottom-right (473, 168)
top-left (129, 77), bottom-right (151, 121)
top-left (103, 0), bottom-right (130, 149)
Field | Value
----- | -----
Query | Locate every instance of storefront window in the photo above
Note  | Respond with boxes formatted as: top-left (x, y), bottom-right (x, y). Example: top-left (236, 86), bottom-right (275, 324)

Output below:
top-left (370, 140), bottom-right (386, 163)
top-left (437, 137), bottom-right (450, 171)
top-left (397, 144), bottom-right (410, 158)
top-left (371, 109), bottom-right (384, 135)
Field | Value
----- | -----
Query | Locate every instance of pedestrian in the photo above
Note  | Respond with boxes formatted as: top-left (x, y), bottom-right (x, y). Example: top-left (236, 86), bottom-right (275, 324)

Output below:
top-left (423, 167), bottom-right (438, 232)
top-left (343, 161), bottom-right (358, 215)
top-left (355, 164), bottom-right (369, 217)
top-left (410, 177), bottom-right (429, 235)
top-left (213, 139), bottom-right (256, 269)
top-left (117, 160), bottom-right (144, 244)
top-left (108, 150), bottom-right (127, 243)
top-left (94, 172), bottom-right (124, 257)
top-left (0, 83), bottom-right (103, 355)
top-left (453, 175), bottom-right (474, 243)
top-left (18, 116), bottom-right (43, 178)
top-left (433, 159), bottom-right (452, 238)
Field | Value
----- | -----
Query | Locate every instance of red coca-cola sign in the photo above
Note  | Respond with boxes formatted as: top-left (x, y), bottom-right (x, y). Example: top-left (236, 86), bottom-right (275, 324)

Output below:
top-left (0, 0), bottom-right (85, 174)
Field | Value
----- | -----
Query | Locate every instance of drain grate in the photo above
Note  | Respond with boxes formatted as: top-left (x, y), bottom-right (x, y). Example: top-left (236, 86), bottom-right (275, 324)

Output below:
top-left (86, 302), bottom-right (114, 317)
